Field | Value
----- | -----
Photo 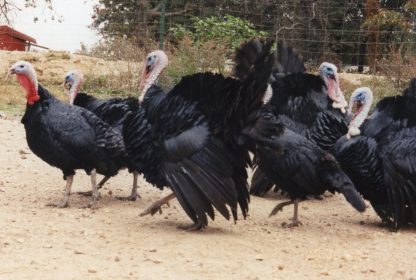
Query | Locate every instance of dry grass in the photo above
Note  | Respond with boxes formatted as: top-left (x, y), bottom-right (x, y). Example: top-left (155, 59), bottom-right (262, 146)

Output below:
top-left (0, 49), bottom-right (142, 114)
top-left (377, 50), bottom-right (416, 90)
top-left (84, 36), bottom-right (228, 89)
top-left (0, 37), bottom-right (230, 115)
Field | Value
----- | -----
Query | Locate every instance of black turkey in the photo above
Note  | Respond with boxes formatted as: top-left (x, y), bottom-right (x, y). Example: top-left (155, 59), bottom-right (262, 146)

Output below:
top-left (243, 42), bottom-right (349, 197)
top-left (124, 39), bottom-right (277, 229)
top-left (64, 69), bottom-right (146, 201)
top-left (9, 61), bottom-right (126, 209)
top-left (335, 83), bottom-right (416, 229)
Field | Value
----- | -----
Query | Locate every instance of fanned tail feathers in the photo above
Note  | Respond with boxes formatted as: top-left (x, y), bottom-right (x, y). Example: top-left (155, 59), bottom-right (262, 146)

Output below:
top-left (275, 41), bottom-right (306, 75)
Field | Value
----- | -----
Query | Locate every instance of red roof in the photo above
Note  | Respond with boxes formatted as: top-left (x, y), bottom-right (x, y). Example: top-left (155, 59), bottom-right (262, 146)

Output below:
top-left (0, 25), bottom-right (37, 44)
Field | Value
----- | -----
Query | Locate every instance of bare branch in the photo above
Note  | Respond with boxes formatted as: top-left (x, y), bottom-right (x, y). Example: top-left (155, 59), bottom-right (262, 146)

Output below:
top-left (0, 0), bottom-right (56, 24)
top-left (0, 0), bottom-right (22, 24)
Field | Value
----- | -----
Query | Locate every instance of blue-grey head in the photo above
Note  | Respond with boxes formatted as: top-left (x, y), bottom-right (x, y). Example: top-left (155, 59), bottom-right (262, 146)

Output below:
top-left (347, 87), bottom-right (374, 138)
top-left (63, 70), bottom-right (84, 105)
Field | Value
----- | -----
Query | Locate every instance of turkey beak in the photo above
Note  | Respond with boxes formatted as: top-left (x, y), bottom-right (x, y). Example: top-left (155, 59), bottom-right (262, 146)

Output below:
top-left (139, 62), bottom-right (153, 91)
top-left (145, 64), bottom-right (152, 75)
top-left (65, 82), bottom-right (72, 91)
top-left (64, 77), bottom-right (72, 91)
top-left (328, 73), bottom-right (336, 81)
top-left (6, 68), bottom-right (14, 80)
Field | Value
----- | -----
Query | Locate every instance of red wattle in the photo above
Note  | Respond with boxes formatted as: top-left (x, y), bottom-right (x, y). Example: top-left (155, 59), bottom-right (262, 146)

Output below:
top-left (27, 92), bottom-right (40, 105)
top-left (16, 74), bottom-right (39, 105)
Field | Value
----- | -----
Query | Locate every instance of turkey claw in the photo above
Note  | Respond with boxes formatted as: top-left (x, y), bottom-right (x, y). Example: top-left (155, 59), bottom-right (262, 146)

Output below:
top-left (46, 200), bottom-right (68, 208)
top-left (140, 202), bottom-right (169, 217)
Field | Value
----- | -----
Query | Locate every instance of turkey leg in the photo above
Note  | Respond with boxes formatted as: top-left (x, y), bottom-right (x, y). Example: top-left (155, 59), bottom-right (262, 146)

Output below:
top-left (87, 169), bottom-right (99, 209)
top-left (46, 175), bottom-right (74, 208)
top-left (140, 192), bottom-right (176, 216)
top-left (116, 171), bottom-right (140, 201)
top-left (269, 199), bottom-right (302, 227)
top-left (76, 176), bottom-right (109, 197)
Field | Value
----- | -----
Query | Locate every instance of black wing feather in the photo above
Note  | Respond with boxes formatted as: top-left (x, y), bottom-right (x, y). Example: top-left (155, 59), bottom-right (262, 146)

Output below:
top-left (74, 92), bottom-right (139, 131)
top-left (380, 128), bottom-right (416, 227)
top-left (257, 126), bottom-right (365, 212)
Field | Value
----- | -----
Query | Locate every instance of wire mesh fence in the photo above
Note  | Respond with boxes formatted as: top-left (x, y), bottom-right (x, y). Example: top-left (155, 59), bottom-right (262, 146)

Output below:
top-left (93, 0), bottom-right (415, 74)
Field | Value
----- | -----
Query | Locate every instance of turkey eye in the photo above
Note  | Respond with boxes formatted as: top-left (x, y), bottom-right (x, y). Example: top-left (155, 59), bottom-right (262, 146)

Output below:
top-left (19, 65), bottom-right (24, 68)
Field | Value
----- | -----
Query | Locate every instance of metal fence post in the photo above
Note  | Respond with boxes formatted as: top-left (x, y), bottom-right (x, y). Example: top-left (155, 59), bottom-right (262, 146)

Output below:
top-left (159, 0), bottom-right (166, 49)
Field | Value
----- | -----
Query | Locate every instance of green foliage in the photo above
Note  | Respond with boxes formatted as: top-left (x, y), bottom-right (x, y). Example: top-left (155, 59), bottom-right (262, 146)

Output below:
top-left (169, 15), bottom-right (267, 54)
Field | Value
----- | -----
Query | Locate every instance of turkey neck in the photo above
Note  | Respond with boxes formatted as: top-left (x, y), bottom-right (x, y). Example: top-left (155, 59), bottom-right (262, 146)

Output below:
top-left (16, 74), bottom-right (39, 105)
top-left (140, 68), bottom-right (164, 103)
top-left (326, 75), bottom-right (347, 113)
top-left (349, 97), bottom-right (373, 133)
top-left (69, 79), bottom-right (82, 105)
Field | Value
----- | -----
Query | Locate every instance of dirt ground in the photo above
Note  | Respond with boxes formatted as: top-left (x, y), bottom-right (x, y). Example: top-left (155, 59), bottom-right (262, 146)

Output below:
top-left (0, 117), bottom-right (415, 280)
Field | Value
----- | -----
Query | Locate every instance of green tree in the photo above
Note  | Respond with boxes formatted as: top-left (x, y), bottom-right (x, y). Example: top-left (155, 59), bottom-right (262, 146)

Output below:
top-left (363, 1), bottom-right (414, 70)
top-left (91, 0), bottom-right (197, 46)
top-left (170, 14), bottom-right (267, 53)
top-left (90, 0), bottom-right (414, 68)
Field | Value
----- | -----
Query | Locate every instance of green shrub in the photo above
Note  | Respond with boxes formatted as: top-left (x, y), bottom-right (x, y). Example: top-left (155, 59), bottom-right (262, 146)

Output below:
top-left (169, 14), bottom-right (268, 55)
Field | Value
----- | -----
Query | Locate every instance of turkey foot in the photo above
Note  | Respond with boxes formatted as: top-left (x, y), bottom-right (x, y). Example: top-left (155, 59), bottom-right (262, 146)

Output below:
top-left (46, 175), bottom-right (73, 208)
top-left (46, 200), bottom-right (69, 208)
top-left (283, 200), bottom-right (302, 228)
top-left (76, 191), bottom-right (102, 200)
top-left (177, 220), bottom-right (205, 231)
top-left (282, 219), bottom-right (303, 228)
top-left (140, 193), bottom-right (176, 216)
top-left (269, 199), bottom-right (303, 227)
top-left (76, 176), bottom-right (108, 197)
top-left (82, 169), bottom-right (99, 209)
top-left (116, 172), bottom-right (140, 201)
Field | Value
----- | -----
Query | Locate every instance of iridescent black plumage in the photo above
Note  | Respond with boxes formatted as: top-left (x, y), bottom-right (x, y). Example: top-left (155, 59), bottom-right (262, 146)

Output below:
top-left (73, 93), bottom-right (139, 172)
top-left (248, 43), bottom-right (348, 196)
top-left (254, 113), bottom-right (365, 214)
top-left (22, 85), bottom-right (126, 179)
top-left (334, 136), bottom-right (390, 222)
top-left (73, 93), bottom-right (139, 132)
top-left (124, 39), bottom-right (275, 228)
top-left (71, 91), bottom-right (144, 200)
top-left (335, 79), bottom-right (416, 229)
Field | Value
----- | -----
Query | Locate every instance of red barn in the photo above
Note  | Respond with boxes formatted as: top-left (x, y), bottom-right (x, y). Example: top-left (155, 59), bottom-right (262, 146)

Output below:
top-left (0, 25), bottom-right (46, 51)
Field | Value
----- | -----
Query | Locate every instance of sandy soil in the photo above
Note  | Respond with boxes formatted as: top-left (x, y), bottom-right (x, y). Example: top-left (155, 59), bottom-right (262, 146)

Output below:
top-left (0, 117), bottom-right (415, 280)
